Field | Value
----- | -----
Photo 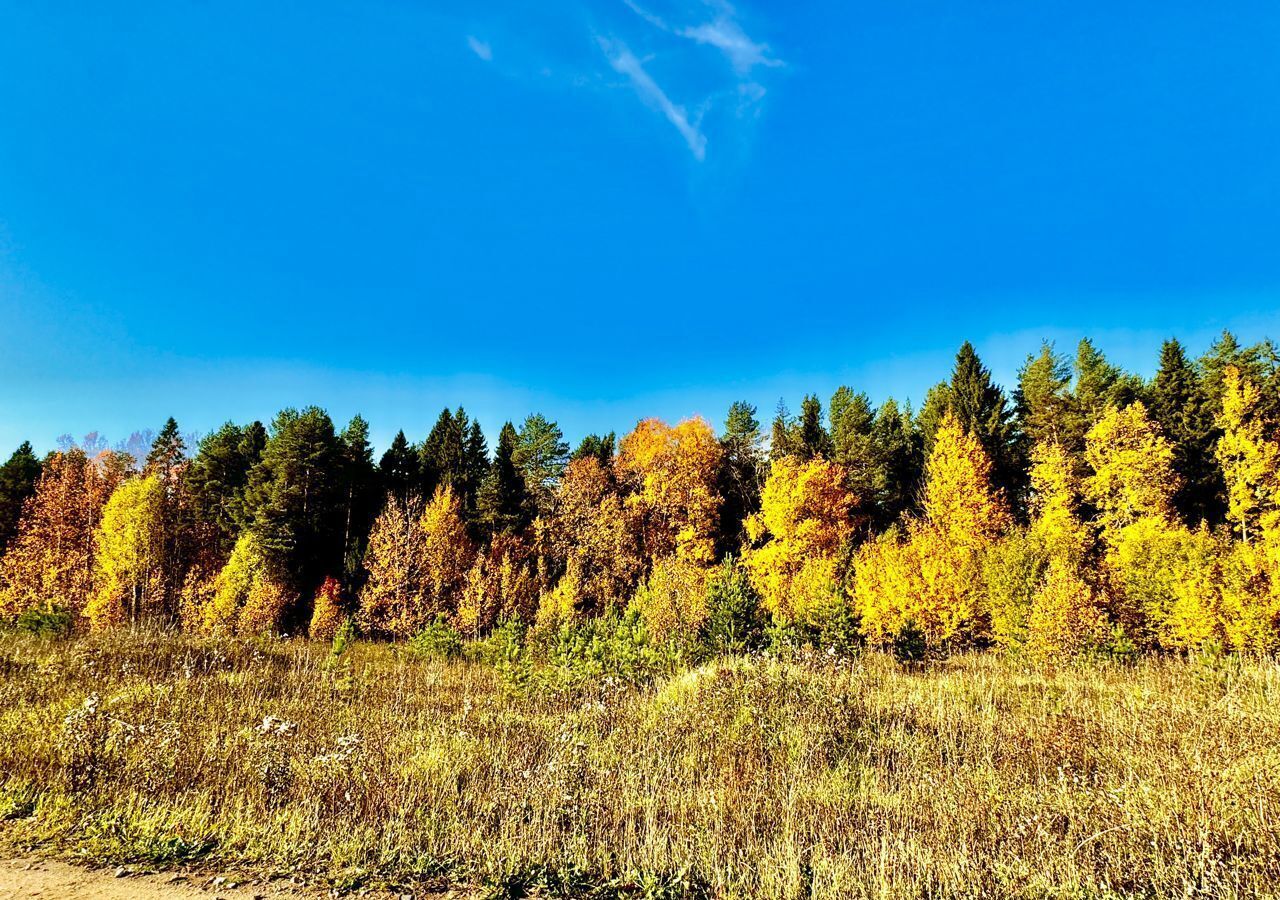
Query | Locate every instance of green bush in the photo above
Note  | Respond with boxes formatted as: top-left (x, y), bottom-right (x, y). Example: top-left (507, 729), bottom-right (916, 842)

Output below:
top-left (16, 604), bottom-right (74, 638)
top-left (700, 558), bottom-right (765, 654)
top-left (407, 615), bottom-right (464, 660)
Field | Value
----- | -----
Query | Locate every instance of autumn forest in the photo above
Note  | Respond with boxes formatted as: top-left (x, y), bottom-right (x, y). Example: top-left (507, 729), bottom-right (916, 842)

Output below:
top-left (2, 332), bottom-right (1280, 658)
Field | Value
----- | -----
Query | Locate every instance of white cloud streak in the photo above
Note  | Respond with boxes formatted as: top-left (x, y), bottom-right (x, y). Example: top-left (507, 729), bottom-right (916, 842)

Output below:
top-left (467, 35), bottom-right (493, 61)
top-left (599, 38), bottom-right (707, 161)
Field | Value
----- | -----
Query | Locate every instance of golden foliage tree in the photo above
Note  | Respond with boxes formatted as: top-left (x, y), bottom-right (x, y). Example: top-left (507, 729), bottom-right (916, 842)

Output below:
top-left (359, 486), bottom-right (475, 638)
top-left (308, 575), bottom-right (346, 641)
top-left (195, 531), bottom-right (293, 635)
top-left (86, 475), bottom-right (168, 630)
top-left (0, 449), bottom-right (127, 622)
top-left (1084, 402), bottom-right (1178, 536)
top-left (457, 534), bottom-right (537, 636)
top-left (856, 412), bottom-right (1009, 647)
top-left (1215, 366), bottom-right (1280, 544)
top-left (629, 554), bottom-right (711, 641)
top-left (544, 456), bottom-right (643, 618)
top-left (358, 496), bottom-right (428, 638)
top-left (616, 417), bottom-right (723, 564)
top-left (743, 455), bottom-right (854, 625)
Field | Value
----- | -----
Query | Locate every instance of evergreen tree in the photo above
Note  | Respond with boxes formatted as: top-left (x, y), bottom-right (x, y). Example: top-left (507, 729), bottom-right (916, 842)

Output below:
top-left (1015, 342), bottom-right (1072, 448)
top-left (869, 399), bottom-right (922, 528)
top-left (928, 342), bottom-right (1024, 506)
top-left (572, 432), bottom-right (616, 466)
top-left (829, 387), bottom-right (876, 502)
top-left (339, 415), bottom-right (378, 584)
top-left (1147, 339), bottom-right (1224, 525)
top-left (478, 422), bottom-right (530, 535)
top-left (378, 430), bottom-right (419, 505)
top-left (144, 417), bottom-right (187, 482)
top-left (419, 408), bottom-right (465, 499)
top-left (513, 413), bottom-right (568, 514)
top-left (797, 394), bottom-right (832, 460)
top-left (1069, 339), bottom-right (1142, 448)
top-left (717, 401), bottom-right (764, 552)
top-left (185, 422), bottom-right (266, 551)
top-left (0, 442), bottom-right (41, 554)
top-left (463, 417), bottom-right (490, 516)
top-left (769, 399), bottom-right (795, 460)
top-left (244, 407), bottom-right (347, 610)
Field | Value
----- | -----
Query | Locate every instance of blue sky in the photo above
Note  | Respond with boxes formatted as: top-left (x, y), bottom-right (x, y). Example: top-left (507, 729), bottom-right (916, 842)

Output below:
top-left (2, 1), bottom-right (1279, 454)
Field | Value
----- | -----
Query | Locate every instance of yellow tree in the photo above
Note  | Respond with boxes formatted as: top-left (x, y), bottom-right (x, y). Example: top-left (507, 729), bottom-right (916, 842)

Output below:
top-left (616, 417), bottom-right (723, 564)
top-left (743, 455), bottom-right (854, 625)
top-left (86, 475), bottom-right (168, 630)
top-left (308, 576), bottom-right (346, 641)
top-left (629, 555), bottom-right (710, 641)
top-left (358, 496), bottom-right (430, 638)
top-left (856, 412), bottom-right (1008, 646)
top-left (420, 484), bottom-right (476, 618)
top-left (544, 456), bottom-right (643, 618)
top-left (1084, 401), bottom-right (1178, 537)
top-left (1215, 366), bottom-right (1280, 544)
top-left (195, 531), bottom-right (292, 635)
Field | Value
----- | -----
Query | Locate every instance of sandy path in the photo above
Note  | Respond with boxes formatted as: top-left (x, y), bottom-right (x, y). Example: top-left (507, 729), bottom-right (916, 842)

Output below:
top-left (0, 857), bottom-right (456, 899)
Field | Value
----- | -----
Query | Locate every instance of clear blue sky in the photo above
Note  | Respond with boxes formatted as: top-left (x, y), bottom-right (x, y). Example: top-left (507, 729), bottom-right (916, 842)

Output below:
top-left (2, 1), bottom-right (1279, 454)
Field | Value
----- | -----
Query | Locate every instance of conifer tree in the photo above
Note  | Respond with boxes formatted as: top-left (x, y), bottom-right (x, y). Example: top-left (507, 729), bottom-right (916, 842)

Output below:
top-left (419, 408), bottom-right (465, 499)
top-left (339, 415), bottom-right (378, 583)
top-left (244, 407), bottom-right (346, 610)
top-left (477, 422), bottom-right (530, 535)
top-left (513, 413), bottom-right (568, 514)
top-left (769, 399), bottom-right (795, 460)
top-left (829, 387), bottom-right (876, 501)
top-left (868, 399), bottom-right (921, 528)
top-left (1015, 342), bottom-right (1072, 448)
top-left (185, 421), bottom-right (266, 551)
top-left (797, 394), bottom-right (831, 461)
top-left (0, 442), bottom-right (41, 554)
top-left (378, 430), bottom-right (419, 505)
top-left (717, 402), bottom-right (764, 552)
top-left (1147, 339), bottom-right (1224, 525)
top-left (144, 417), bottom-right (187, 482)
top-left (463, 418), bottom-right (490, 516)
top-left (572, 432), bottom-right (616, 466)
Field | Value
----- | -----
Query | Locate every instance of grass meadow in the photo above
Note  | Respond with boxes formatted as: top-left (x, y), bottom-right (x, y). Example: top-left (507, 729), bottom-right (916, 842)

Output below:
top-left (1, 629), bottom-right (1279, 898)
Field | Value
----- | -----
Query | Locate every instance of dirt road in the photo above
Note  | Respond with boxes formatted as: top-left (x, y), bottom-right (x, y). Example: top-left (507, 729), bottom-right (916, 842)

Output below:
top-left (0, 857), bottom-right (456, 899)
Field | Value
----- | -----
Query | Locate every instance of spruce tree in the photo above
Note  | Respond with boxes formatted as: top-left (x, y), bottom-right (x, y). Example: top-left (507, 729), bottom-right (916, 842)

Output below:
top-left (869, 399), bottom-right (921, 527)
top-left (718, 401), bottom-right (764, 552)
top-left (0, 442), bottom-right (41, 554)
top-left (378, 430), bottom-right (419, 505)
top-left (144, 417), bottom-right (187, 482)
top-left (1148, 339), bottom-right (1225, 525)
top-left (769, 400), bottom-right (794, 461)
top-left (420, 408), bottom-right (465, 498)
top-left (797, 394), bottom-right (831, 460)
top-left (829, 387), bottom-right (876, 501)
top-left (478, 422), bottom-right (530, 535)
top-left (1014, 342), bottom-right (1072, 448)
top-left (463, 418), bottom-right (490, 517)
top-left (940, 342), bottom-right (1023, 506)
top-left (185, 421), bottom-right (266, 551)
top-left (339, 415), bottom-right (378, 583)
top-left (572, 433), bottom-right (616, 466)
top-left (244, 406), bottom-right (347, 610)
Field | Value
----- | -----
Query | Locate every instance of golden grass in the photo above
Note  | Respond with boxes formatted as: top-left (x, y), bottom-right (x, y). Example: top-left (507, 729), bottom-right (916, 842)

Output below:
top-left (2, 630), bottom-right (1279, 898)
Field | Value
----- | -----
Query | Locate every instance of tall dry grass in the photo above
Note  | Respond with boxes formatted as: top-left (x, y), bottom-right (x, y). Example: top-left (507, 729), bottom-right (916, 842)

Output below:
top-left (1, 629), bottom-right (1279, 898)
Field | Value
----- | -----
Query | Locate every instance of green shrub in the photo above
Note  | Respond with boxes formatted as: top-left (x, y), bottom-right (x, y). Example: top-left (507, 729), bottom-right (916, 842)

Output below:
top-left (407, 615), bottom-right (464, 660)
top-left (16, 603), bottom-right (74, 638)
top-left (700, 558), bottom-right (765, 654)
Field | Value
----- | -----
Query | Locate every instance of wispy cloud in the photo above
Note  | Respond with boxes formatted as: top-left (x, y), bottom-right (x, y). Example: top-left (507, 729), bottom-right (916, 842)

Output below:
top-left (625, 0), bottom-right (782, 76)
top-left (599, 37), bottom-right (707, 161)
top-left (467, 35), bottom-right (493, 62)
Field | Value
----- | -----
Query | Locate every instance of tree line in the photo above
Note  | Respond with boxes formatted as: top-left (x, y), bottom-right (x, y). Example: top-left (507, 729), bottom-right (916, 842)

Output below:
top-left (2, 331), bottom-right (1279, 656)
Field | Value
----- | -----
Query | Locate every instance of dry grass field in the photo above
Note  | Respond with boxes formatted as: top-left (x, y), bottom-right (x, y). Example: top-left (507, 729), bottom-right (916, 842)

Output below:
top-left (2, 630), bottom-right (1279, 898)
